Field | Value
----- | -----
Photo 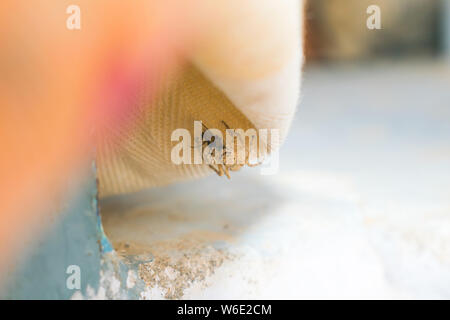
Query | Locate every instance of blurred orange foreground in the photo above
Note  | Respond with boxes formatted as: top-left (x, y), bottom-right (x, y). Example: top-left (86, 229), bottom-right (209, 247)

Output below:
top-left (0, 0), bottom-right (200, 274)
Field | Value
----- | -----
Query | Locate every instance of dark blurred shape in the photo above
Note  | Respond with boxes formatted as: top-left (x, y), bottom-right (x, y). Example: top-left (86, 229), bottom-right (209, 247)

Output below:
top-left (305, 0), bottom-right (446, 62)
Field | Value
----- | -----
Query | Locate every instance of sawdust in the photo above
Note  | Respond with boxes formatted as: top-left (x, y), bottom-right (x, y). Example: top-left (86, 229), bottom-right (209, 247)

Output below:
top-left (113, 231), bottom-right (235, 299)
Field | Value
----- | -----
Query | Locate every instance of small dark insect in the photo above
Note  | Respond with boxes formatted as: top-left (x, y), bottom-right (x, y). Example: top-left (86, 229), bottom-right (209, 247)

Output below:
top-left (196, 120), bottom-right (262, 179)
top-left (200, 122), bottom-right (231, 179)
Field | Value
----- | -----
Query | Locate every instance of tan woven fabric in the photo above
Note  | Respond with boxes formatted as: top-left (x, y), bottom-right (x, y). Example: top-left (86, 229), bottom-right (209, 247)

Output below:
top-left (97, 64), bottom-right (258, 197)
top-left (97, 0), bottom-right (303, 197)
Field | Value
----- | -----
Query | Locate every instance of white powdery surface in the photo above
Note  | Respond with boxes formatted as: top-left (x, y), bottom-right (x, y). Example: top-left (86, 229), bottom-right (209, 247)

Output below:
top-left (101, 62), bottom-right (450, 299)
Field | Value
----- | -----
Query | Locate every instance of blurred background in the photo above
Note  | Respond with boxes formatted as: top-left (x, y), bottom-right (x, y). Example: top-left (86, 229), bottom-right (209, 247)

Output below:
top-left (305, 0), bottom-right (447, 61)
top-left (273, 0), bottom-right (450, 298)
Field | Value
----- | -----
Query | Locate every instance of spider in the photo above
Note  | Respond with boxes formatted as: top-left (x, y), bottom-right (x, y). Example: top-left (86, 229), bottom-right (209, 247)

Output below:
top-left (194, 122), bottom-right (231, 179)
top-left (192, 120), bottom-right (263, 179)
top-left (205, 121), bottom-right (264, 179)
